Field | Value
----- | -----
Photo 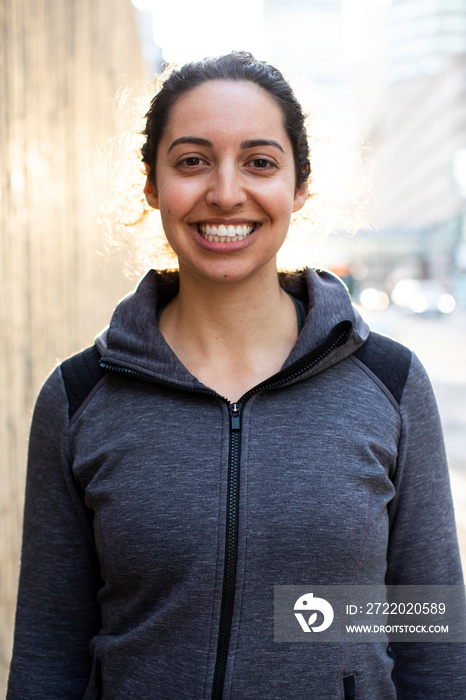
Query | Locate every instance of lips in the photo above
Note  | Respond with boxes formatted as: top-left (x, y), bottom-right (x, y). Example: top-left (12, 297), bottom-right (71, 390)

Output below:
top-left (197, 223), bottom-right (256, 243)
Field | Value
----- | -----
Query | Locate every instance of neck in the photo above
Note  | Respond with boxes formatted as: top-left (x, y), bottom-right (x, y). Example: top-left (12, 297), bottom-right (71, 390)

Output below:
top-left (163, 261), bottom-right (292, 350)
top-left (158, 262), bottom-right (299, 401)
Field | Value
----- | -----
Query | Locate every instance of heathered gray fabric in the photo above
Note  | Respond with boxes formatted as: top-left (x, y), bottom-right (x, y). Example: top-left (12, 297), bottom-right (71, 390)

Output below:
top-left (7, 268), bottom-right (465, 699)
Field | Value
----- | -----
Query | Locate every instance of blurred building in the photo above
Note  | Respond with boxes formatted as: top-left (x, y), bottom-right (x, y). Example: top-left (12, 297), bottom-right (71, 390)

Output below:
top-left (133, 6), bottom-right (164, 74)
top-left (264, 0), bottom-right (349, 121)
top-left (349, 0), bottom-right (466, 301)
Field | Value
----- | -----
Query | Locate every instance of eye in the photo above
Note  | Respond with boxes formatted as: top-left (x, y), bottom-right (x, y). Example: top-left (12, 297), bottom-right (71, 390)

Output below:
top-left (248, 157), bottom-right (277, 171)
top-left (177, 156), bottom-right (207, 168)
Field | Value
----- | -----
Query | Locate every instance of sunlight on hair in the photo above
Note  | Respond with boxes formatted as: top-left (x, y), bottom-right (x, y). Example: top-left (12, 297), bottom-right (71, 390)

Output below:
top-left (278, 121), bottom-right (373, 271)
top-left (98, 78), bottom-right (177, 278)
top-left (277, 80), bottom-right (373, 271)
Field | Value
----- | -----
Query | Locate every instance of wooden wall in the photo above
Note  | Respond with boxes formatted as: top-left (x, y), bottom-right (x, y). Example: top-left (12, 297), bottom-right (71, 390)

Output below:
top-left (0, 0), bottom-right (148, 692)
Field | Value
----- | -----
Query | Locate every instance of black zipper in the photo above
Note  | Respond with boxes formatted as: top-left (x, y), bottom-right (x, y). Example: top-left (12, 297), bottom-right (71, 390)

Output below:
top-left (211, 403), bottom-right (242, 699)
top-left (101, 321), bottom-right (351, 699)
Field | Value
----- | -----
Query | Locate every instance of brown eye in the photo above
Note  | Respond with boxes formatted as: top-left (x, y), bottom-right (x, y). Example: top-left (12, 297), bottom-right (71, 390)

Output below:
top-left (252, 159), bottom-right (270, 168)
top-left (177, 156), bottom-right (207, 168)
top-left (248, 158), bottom-right (277, 171)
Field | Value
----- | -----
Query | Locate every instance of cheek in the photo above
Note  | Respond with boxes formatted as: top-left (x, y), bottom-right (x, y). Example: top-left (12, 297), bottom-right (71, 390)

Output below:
top-left (257, 174), bottom-right (296, 204)
top-left (264, 184), bottom-right (298, 220)
top-left (157, 180), bottom-right (200, 215)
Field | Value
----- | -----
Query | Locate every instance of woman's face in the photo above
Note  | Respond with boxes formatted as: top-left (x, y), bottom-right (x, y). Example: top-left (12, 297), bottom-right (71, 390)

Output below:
top-left (144, 80), bottom-right (307, 285)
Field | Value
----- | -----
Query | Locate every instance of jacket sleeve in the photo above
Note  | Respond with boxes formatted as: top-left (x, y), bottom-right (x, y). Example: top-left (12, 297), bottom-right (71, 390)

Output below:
top-left (7, 367), bottom-right (101, 699)
top-left (386, 352), bottom-right (466, 698)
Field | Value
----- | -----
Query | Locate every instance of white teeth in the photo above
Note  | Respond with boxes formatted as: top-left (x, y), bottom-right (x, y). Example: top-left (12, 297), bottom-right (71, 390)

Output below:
top-left (198, 223), bottom-right (256, 242)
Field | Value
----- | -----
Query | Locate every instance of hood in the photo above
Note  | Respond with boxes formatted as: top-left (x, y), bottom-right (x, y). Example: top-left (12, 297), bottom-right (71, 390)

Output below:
top-left (98, 268), bottom-right (369, 394)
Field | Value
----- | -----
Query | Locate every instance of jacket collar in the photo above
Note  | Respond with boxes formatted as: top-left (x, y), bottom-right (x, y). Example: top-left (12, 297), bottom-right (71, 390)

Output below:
top-left (98, 268), bottom-right (369, 392)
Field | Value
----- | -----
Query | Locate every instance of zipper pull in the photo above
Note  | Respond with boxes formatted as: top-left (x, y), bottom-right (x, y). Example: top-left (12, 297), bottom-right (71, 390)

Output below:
top-left (229, 403), bottom-right (241, 430)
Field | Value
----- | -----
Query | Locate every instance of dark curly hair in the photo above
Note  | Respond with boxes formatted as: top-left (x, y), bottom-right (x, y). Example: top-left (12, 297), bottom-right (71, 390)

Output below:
top-left (141, 51), bottom-right (311, 191)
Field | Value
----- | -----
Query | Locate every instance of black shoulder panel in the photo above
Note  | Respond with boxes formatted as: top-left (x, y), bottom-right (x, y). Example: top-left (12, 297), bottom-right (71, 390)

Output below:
top-left (61, 344), bottom-right (107, 419)
top-left (353, 331), bottom-right (412, 404)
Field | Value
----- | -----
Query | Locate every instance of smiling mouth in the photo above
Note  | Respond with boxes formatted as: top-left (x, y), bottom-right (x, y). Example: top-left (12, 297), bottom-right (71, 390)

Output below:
top-left (197, 223), bottom-right (257, 242)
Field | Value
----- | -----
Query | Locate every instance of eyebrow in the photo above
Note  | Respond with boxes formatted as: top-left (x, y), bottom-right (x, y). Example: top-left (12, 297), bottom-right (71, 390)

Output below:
top-left (167, 137), bottom-right (212, 152)
top-left (241, 139), bottom-right (284, 153)
top-left (167, 136), bottom-right (285, 153)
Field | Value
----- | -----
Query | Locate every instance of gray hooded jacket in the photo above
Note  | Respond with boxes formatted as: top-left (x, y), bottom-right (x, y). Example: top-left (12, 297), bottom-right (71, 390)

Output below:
top-left (7, 268), bottom-right (465, 699)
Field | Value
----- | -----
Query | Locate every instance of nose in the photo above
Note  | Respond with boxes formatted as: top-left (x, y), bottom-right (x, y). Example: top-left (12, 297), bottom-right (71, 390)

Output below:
top-left (205, 163), bottom-right (247, 210)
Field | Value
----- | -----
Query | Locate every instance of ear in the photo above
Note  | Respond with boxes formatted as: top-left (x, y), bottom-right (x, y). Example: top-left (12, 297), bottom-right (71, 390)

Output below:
top-left (292, 184), bottom-right (308, 213)
top-left (143, 162), bottom-right (159, 210)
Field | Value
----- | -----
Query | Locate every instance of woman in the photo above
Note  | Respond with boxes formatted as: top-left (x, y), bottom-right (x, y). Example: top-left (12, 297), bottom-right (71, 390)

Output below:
top-left (8, 52), bottom-right (465, 699)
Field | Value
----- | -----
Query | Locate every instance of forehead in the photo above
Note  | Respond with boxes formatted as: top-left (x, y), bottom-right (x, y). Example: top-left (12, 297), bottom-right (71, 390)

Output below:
top-left (162, 80), bottom-right (289, 146)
